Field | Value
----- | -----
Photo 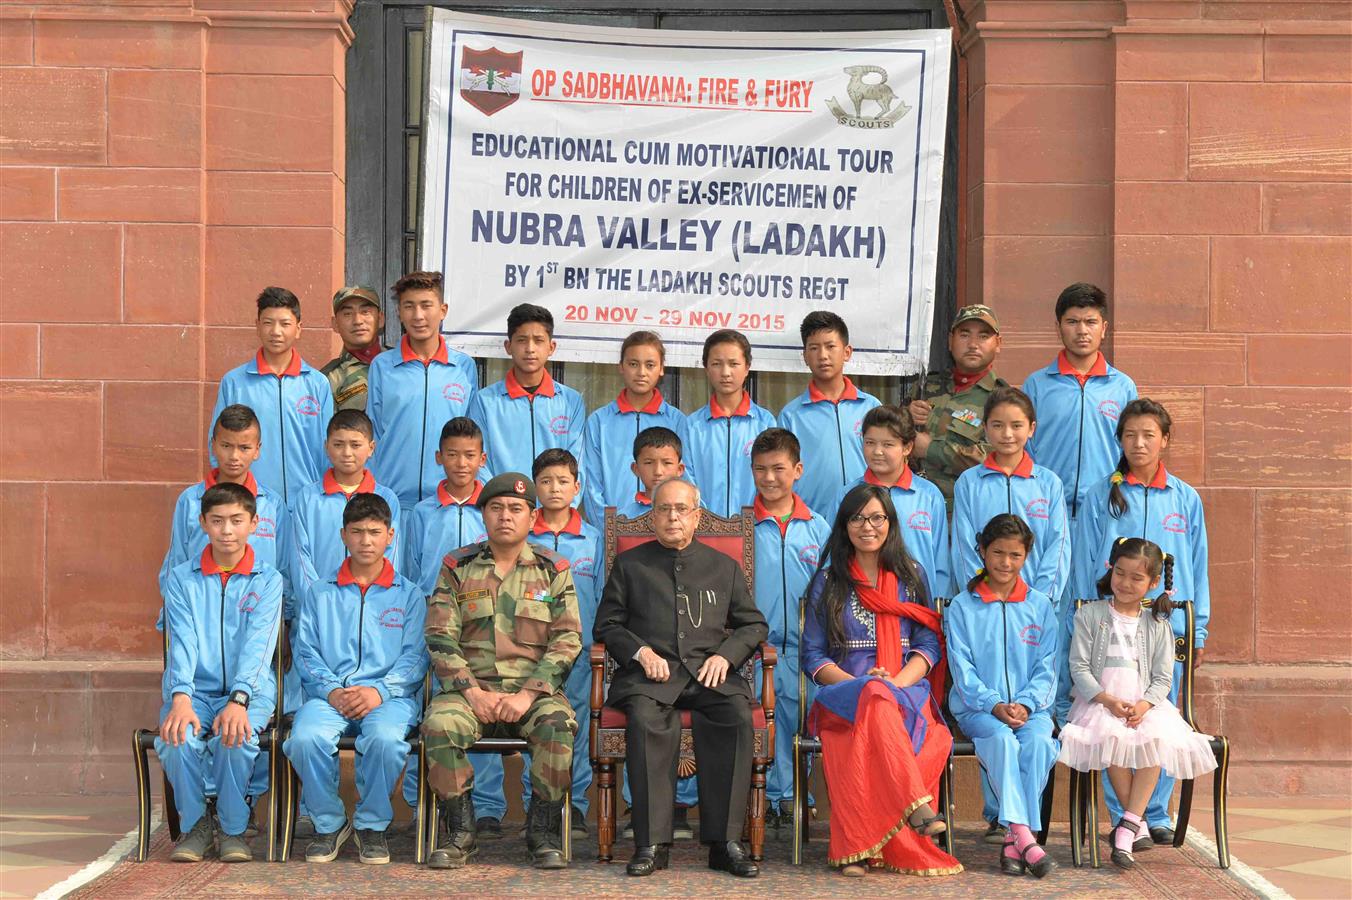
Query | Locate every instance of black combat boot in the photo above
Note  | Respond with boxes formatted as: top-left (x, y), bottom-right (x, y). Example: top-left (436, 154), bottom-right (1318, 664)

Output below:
top-left (526, 797), bottom-right (568, 869)
top-left (427, 793), bottom-right (478, 869)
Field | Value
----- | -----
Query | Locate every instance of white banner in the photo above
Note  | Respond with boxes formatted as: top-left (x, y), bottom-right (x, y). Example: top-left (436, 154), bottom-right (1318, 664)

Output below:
top-left (421, 11), bottom-right (950, 375)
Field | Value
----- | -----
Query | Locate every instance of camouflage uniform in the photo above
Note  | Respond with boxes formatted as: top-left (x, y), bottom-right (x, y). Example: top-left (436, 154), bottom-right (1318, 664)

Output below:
top-left (422, 541), bottom-right (582, 802)
top-left (321, 348), bottom-right (373, 412)
top-left (918, 368), bottom-right (1009, 505)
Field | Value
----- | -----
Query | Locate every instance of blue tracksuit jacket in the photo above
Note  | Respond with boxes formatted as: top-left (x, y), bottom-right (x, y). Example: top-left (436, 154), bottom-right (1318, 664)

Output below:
top-left (368, 336), bottom-right (478, 509)
top-left (529, 511), bottom-right (603, 641)
top-left (944, 579), bottom-right (1060, 718)
top-left (1071, 466), bottom-right (1210, 646)
top-left (830, 469), bottom-right (953, 599)
top-left (293, 559), bottom-right (429, 702)
top-left (210, 350), bottom-right (333, 504)
top-left (161, 545), bottom-right (284, 714)
top-left (580, 391), bottom-right (686, 525)
top-left (1023, 352), bottom-right (1137, 520)
top-left (952, 454), bottom-right (1071, 602)
top-left (684, 393), bottom-right (777, 518)
top-left (776, 378), bottom-right (881, 514)
top-left (403, 481), bottom-right (487, 596)
top-left (467, 370), bottom-right (585, 479)
top-left (285, 469), bottom-right (403, 590)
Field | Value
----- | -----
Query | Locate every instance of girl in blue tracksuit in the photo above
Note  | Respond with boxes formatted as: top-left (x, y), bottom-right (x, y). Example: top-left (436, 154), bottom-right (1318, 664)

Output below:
top-left (830, 405), bottom-right (952, 600)
top-left (684, 330), bottom-right (777, 517)
top-left (945, 514), bottom-right (1060, 879)
top-left (1072, 398), bottom-right (1210, 843)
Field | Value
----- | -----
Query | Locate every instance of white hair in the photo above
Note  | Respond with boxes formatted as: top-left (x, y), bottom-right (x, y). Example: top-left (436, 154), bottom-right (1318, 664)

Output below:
top-left (653, 476), bottom-right (699, 508)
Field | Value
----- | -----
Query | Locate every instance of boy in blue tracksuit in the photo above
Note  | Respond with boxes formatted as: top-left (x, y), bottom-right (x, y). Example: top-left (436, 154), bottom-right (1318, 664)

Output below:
top-left (157, 482), bottom-right (284, 864)
top-left (777, 311), bottom-right (881, 513)
top-left (286, 494), bottom-right (429, 865)
top-left (946, 514), bottom-right (1060, 879)
top-left (581, 330), bottom-right (686, 525)
top-left (1022, 284), bottom-right (1137, 522)
top-left (748, 428), bottom-right (830, 828)
top-left (403, 417), bottom-right (488, 597)
top-left (211, 286), bottom-right (333, 504)
top-left (467, 303), bottom-right (585, 479)
top-left (1072, 398), bottom-right (1209, 845)
top-left (472, 450), bottom-right (604, 837)
top-left (368, 271), bottom-right (478, 511)
top-left (614, 426), bottom-right (686, 520)
top-left (286, 410), bottom-right (403, 590)
top-left (160, 404), bottom-right (289, 607)
top-left (685, 330), bottom-right (777, 517)
top-left (830, 405), bottom-right (952, 599)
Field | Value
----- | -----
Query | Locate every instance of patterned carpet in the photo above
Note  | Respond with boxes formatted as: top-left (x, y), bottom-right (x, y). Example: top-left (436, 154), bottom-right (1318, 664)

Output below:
top-left (68, 820), bottom-right (1257, 899)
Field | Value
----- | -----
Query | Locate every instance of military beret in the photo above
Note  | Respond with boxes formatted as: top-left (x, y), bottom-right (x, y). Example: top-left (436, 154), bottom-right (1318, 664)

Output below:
top-left (477, 472), bottom-right (537, 509)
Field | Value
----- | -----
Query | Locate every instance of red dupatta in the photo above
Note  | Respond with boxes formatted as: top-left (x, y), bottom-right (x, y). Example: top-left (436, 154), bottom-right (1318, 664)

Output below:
top-left (849, 559), bottom-right (948, 703)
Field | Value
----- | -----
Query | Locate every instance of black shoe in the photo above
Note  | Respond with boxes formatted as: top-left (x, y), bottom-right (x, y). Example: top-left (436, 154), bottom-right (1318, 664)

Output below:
top-left (627, 844), bottom-right (671, 876)
top-left (672, 806), bottom-right (694, 841)
top-left (428, 794), bottom-right (479, 869)
top-left (984, 819), bottom-right (1007, 844)
top-left (1150, 825), bottom-right (1176, 845)
top-left (305, 820), bottom-right (353, 863)
top-left (999, 847), bottom-right (1026, 876)
top-left (355, 828), bottom-right (390, 865)
top-left (708, 841), bottom-right (759, 878)
top-left (764, 808), bottom-right (780, 833)
top-left (526, 798), bottom-right (568, 870)
top-left (476, 816), bottom-right (504, 840)
top-left (621, 818), bottom-right (634, 840)
top-left (1021, 844), bottom-right (1058, 879)
top-left (569, 806), bottom-right (588, 839)
top-left (1109, 819), bottom-right (1137, 869)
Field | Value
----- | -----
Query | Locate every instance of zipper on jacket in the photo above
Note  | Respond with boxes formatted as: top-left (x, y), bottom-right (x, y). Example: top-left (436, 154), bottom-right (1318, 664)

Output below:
top-left (1072, 380), bottom-right (1086, 519)
top-left (778, 527), bottom-right (789, 657)
top-left (832, 402), bottom-right (846, 487)
top-left (219, 576), bottom-right (229, 694)
top-left (527, 394), bottom-right (538, 465)
top-left (1000, 599), bottom-right (1012, 703)
top-left (1005, 473), bottom-right (1013, 513)
top-left (346, 587), bottom-right (369, 687)
top-left (276, 378), bottom-right (288, 501)
top-left (634, 412), bottom-right (643, 495)
top-left (725, 417), bottom-right (733, 515)
top-left (418, 365), bottom-right (430, 501)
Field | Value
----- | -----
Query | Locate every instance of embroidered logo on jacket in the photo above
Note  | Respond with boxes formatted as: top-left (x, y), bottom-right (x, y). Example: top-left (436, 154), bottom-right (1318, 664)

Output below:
top-left (907, 510), bottom-right (933, 533)
top-left (1162, 512), bottom-right (1187, 534)
top-left (1019, 623), bottom-right (1042, 646)
top-left (1024, 498), bottom-right (1050, 521)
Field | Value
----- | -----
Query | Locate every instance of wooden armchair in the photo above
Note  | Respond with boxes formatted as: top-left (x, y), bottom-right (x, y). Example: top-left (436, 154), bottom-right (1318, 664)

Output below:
top-left (1066, 598), bottom-right (1232, 869)
top-left (589, 505), bottom-right (776, 863)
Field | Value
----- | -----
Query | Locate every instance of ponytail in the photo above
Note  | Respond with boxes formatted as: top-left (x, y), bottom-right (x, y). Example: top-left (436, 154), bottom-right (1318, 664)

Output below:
top-left (1107, 456), bottom-right (1130, 519)
top-left (966, 567), bottom-right (985, 594)
top-left (1152, 553), bottom-right (1175, 621)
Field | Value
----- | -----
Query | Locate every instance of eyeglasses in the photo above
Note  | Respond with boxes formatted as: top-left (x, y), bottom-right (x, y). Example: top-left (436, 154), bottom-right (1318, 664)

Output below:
top-left (655, 504), bottom-right (696, 518)
top-left (847, 513), bottom-right (888, 529)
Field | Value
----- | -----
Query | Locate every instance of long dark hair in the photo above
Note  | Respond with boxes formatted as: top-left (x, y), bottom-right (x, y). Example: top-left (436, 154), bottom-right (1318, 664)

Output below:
top-left (965, 514), bottom-right (1034, 592)
top-left (810, 483), bottom-right (925, 655)
top-left (1096, 536), bottom-right (1174, 621)
top-left (1109, 398), bottom-right (1173, 518)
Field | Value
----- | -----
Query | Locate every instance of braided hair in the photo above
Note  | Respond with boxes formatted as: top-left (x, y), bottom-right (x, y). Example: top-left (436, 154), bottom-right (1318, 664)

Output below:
top-left (1096, 536), bottom-right (1174, 621)
top-left (1108, 398), bottom-right (1173, 518)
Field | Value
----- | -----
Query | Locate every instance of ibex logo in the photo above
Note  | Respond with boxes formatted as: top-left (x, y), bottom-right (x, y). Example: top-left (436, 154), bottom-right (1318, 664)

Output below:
top-left (826, 66), bottom-right (912, 129)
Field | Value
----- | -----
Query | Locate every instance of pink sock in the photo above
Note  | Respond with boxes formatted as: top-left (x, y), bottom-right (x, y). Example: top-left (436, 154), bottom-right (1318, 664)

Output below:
top-left (1002, 835), bottom-right (1020, 861)
top-left (1010, 823), bottom-right (1046, 864)
top-left (1114, 821), bottom-right (1137, 852)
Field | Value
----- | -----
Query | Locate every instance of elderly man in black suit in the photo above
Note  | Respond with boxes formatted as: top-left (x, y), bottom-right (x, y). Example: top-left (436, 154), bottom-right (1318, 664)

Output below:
top-left (594, 478), bottom-right (768, 878)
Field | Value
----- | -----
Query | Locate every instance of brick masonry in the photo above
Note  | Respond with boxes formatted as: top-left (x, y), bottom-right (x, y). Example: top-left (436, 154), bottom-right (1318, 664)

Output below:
top-left (1, 0), bottom-right (1349, 797)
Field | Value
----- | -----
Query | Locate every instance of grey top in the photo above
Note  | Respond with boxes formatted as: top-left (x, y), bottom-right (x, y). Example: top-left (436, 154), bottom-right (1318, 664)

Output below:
top-left (1068, 599), bottom-right (1174, 708)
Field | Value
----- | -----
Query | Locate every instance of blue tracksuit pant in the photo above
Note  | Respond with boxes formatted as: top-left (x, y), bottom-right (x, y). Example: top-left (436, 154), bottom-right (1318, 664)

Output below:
top-left (157, 695), bottom-right (272, 835)
top-left (284, 697), bottom-right (420, 833)
top-left (956, 709), bottom-right (1058, 829)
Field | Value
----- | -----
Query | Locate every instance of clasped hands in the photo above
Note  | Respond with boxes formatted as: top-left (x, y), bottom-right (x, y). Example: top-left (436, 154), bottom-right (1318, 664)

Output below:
top-left (635, 646), bottom-right (730, 688)
top-left (1095, 692), bottom-right (1154, 727)
top-left (464, 685), bottom-right (539, 723)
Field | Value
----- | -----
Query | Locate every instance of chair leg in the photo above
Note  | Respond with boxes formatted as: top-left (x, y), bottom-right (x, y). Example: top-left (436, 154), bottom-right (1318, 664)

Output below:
top-left (1212, 737), bottom-right (1231, 869)
top-left (414, 743), bottom-right (428, 865)
top-left (562, 785), bottom-right (573, 863)
top-left (133, 731), bottom-right (153, 862)
top-left (790, 740), bottom-right (804, 866)
top-left (595, 761), bottom-right (615, 862)
top-left (427, 790), bottom-right (441, 856)
top-left (1175, 777), bottom-right (1196, 849)
top-left (1068, 768), bottom-right (1082, 868)
top-left (1037, 766), bottom-right (1055, 846)
top-left (747, 762), bottom-right (767, 861)
top-left (939, 757), bottom-right (955, 857)
top-left (280, 755), bottom-right (300, 862)
top-left (1087, 772), bottom-right (1101, 869)
top-left (265, 732), bottom-right (281, 862)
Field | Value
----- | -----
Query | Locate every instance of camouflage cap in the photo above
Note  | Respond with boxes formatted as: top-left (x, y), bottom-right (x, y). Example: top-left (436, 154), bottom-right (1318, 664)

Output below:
top-left (951, 304), bottom-right (1000, 334)
top-left (332, 285), bottom-right (381, 312)
top-left (477, 472), bottom-right (537, 509)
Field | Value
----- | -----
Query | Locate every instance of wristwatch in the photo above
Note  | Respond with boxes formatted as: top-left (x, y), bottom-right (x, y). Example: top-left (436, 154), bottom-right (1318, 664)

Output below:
top-left (228, 689), bottom-right (250, 709)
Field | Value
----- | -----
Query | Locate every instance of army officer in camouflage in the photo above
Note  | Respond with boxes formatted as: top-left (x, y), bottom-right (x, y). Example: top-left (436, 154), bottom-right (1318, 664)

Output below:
top-left (321, 285), bottom-right (385, 411)
top-left (910, 304), bottom-right (1009, 505)
top-left (422, 472), bottom-right (581, 871)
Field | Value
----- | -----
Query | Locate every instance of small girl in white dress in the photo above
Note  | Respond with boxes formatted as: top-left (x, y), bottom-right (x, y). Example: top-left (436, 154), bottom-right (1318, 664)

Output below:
top-left (1059, 537), bottom-right (1216, 868)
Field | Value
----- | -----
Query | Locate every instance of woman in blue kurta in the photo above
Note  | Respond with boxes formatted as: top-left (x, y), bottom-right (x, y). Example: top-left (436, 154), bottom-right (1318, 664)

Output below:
top-left (803, 483), bottom-right (962, 878)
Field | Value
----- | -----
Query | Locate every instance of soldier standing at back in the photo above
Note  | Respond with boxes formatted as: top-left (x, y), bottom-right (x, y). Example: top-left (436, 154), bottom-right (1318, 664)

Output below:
top-left (909, 305), bottom-right (1008, 506)
top-left (321, 286), bottom-right (386, 411)
top-left (422, 473), bottom-right (581, 871)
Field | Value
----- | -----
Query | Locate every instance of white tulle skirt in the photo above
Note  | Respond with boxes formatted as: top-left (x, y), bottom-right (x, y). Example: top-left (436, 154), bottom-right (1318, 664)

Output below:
top-left (1058, 667), bottom-right (1217, 780)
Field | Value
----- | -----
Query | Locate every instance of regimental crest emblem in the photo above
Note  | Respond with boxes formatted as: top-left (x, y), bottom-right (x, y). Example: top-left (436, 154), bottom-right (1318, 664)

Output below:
top-left (460, 46), bottom-right (523, 116)
top-left (826, 65), bottom-right (912, 129)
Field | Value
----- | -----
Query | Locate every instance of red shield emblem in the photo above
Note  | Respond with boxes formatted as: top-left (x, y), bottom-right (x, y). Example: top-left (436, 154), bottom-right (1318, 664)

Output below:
top-left (460, 46), bottom-right (523, 116)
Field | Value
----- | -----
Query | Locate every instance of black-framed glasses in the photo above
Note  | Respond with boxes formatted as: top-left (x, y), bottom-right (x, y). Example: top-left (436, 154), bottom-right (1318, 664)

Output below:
top-left (847, 513), bottom-right (888, 529)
